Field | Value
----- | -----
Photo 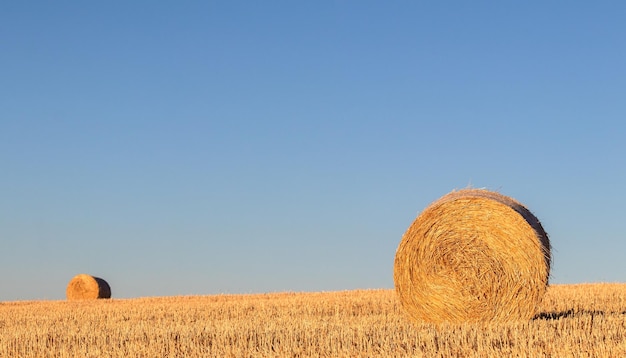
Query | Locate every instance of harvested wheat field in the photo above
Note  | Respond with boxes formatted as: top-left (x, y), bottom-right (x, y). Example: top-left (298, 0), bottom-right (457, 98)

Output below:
top-left (1, 284), bottom-right (626, 357)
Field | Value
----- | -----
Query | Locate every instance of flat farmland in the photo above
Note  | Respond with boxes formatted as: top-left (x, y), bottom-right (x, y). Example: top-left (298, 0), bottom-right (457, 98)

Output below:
top-left (1, 284), bottom-right (625, 357)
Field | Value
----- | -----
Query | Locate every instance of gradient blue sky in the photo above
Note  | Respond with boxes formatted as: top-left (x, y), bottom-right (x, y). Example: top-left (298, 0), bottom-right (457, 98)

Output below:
top-left (2, 2), bottom-right (625, 301)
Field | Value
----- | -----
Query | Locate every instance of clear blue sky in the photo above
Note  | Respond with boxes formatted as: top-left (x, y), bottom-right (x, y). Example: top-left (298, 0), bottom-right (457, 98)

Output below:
top-left (2, 2), bottom-right (625, 301)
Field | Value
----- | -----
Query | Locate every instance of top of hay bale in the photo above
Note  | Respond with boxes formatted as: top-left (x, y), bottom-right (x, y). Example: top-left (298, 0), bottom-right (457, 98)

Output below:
top-left (393, 188), bottom-right (551, 323)
top-left (66, 274), bottom-right (111, 300)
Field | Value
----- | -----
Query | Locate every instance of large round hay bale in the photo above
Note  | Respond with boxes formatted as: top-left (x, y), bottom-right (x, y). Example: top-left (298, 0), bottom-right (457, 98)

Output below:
top-left (66, 274), bottom-right (111, 300)
top-left (393, 189), bottom-right (551, 323)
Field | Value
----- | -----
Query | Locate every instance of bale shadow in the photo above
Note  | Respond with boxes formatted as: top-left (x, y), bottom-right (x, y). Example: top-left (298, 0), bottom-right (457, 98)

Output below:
top-left (533, 309), bottom-right (575, 320)
top-left (533, 309), bottom-right (626, 320)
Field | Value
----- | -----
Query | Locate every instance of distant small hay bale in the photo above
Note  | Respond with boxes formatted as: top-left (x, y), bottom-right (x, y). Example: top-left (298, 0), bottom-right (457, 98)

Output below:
top-left (393, 189), bottom-right (551, 323)
top-left (66, 274), bottom-right (111, 300)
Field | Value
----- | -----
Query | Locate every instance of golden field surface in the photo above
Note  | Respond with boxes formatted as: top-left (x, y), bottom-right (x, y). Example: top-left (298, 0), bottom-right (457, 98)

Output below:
top-left (1, 284), bottom-right (626, 357)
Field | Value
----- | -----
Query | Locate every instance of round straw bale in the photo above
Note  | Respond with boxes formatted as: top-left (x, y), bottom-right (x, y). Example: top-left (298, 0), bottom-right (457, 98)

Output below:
top-left (66, 274), bottom-right (111, 300)
top-left (393, 189), bottom-right (551, 323)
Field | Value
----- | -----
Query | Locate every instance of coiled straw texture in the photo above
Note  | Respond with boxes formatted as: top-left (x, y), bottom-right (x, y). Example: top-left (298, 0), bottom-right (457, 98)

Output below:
top-left (394, 189), bottom-right (550, 323)
top-left (66, 274), bottom-right (111, 300)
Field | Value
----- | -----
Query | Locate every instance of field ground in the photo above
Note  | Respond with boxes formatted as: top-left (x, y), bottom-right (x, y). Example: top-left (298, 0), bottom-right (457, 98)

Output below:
top-left (1, 283), bottom-right (626, 357)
